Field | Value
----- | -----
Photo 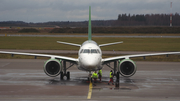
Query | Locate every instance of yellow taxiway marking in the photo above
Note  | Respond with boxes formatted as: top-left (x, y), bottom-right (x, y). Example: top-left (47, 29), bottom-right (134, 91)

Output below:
top-left (87, 82), bottom-right (93, 99)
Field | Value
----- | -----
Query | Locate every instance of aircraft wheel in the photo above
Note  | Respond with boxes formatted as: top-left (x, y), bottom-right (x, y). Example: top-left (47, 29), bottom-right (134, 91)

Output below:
top-left (67, 71), bottom-right (70, 80)
top-left (60, 72), bottom-right (64, 80)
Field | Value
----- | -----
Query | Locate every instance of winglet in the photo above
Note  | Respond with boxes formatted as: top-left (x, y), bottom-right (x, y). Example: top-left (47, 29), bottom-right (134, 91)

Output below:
top-left (88, 6), bottom-right (92, 41)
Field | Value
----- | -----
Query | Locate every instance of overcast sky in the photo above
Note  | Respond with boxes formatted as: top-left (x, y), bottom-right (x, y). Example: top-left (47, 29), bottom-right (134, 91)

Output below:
top-left (0, 0), bottom-right (179, 22)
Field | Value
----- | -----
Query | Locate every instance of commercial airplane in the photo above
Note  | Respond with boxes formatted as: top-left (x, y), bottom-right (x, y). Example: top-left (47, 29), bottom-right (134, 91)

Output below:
top-left (0, 6), bottom-right (180, 80)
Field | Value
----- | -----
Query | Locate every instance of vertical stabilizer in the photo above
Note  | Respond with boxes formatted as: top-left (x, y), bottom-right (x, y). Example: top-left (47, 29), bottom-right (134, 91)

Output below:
top-left (88, 6), bottom-right (92, 40)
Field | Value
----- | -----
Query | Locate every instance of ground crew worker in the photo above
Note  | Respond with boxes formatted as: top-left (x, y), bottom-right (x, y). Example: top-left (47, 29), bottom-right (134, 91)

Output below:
top-left (98, 69), bottom-right (102, 82)
top-left (108, 70), bottom-right (114, 85)
top-left (91, 71), bottom-right (98, 85)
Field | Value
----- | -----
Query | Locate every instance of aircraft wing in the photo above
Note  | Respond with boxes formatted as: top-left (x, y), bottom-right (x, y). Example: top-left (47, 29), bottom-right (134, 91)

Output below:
top-left (102, 52), bottom-right (180, 62)
top-left (0, 51), bottom-right (78, 62)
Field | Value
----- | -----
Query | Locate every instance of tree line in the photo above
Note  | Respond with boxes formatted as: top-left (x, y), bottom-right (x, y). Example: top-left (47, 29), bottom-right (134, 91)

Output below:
top-left (50, 27), bottom-right (180, 34)
top-left (116, 13), bottom-right (180, 26)
top-left (0, 13), bottom-right (180, 27)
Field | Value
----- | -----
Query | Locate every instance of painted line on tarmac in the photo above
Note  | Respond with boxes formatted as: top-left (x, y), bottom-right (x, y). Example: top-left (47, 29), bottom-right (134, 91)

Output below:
top-left (87, 82), bottom-right (93, 99)
top-left (0, 63), bottom-right (10, 67)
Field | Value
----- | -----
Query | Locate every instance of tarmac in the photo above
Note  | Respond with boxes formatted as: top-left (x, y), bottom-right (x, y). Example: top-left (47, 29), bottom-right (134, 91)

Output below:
top-left (0, 59), bottom-right (180, 101)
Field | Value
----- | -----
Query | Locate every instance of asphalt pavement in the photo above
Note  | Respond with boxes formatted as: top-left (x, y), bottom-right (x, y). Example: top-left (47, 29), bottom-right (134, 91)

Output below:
top-left (0, 59), bottom-right (180, 101)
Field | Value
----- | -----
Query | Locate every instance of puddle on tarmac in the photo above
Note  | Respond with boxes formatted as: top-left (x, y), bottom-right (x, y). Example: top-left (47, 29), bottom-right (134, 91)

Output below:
top-left (47, 77), bottom-right (139, 90)
top-left (92, 86), bottom-right (132, 91)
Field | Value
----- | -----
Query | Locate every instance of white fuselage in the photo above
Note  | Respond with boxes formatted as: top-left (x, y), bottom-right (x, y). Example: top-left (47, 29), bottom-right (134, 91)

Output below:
top-left (78, 40), bottom-right (102, 71)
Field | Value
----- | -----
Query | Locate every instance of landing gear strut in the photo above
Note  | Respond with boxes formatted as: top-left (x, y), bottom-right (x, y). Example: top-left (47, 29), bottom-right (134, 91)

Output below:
top-left (114, 61), bottom-right (120, 87)
top-left (88, 72), bottom-right (92, 82)
top-left (115, 71), bottom-right (120, 88)
top-left (105, 60), bottom-right (120, 87)
top-left (60, 61), bottom-right (74, 80)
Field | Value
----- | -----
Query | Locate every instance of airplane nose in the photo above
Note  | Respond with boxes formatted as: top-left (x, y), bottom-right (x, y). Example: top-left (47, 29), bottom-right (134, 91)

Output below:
top-left (86, 60), bottom-right (96, 67)
top-left (83, 57), bottom-right (100, 67)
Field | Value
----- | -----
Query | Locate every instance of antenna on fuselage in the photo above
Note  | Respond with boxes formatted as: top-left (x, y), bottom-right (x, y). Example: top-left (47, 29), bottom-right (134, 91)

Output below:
top-left (88, 6), bottom-right (92, 41)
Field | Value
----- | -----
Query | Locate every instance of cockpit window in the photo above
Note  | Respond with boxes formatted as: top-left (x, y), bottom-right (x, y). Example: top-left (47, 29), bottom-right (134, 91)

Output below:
top-left (91, 49), bottom-right (97, 53)
top-left (80, 49), bottom-right (84, 53)
top-left (97, 49), bottom-right (100, 53)
top-left (83, 49), bottom-right (90, 53)
top-left (81, 49), bottom-right (100, 54)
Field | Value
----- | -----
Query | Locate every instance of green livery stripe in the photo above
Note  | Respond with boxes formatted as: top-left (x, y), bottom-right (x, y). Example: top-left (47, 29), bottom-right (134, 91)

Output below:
top-left (88, 6), bottom-right (92, 40)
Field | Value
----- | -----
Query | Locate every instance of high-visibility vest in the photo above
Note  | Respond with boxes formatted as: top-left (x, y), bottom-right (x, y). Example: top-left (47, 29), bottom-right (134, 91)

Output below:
top-left (98, 70), bottom-right (102, 76)
top-left (110, 72), bottom-right (113, 78)
top-left (92, 72), bottom-right (98, 78)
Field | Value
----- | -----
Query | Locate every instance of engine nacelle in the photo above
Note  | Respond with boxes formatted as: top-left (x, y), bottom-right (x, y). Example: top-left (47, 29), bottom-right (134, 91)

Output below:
top-left (119, 59), bottom-right (137, 77)
top-left (44, 59), bottom-right (61, 77)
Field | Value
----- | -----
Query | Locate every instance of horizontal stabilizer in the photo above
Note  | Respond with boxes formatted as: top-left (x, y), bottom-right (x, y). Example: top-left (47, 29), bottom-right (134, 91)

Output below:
top-left (99, 41), bottom-right (123, 47)
top-left (57, 41), bottom-right (81, 47)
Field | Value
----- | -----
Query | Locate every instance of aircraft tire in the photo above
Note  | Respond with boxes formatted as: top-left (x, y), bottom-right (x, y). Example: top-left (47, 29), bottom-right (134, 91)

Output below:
top-left (60, 72), bottom-right (64, 80)
top-left (67, 71), bottom-right (70, 80)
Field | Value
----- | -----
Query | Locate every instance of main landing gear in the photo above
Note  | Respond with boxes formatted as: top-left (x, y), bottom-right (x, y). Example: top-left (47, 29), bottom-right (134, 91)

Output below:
top-left (60, 61), bottom-right (75, 80)
top-left (105, 61), bottom-right (120, 87)
top-left (60, 71), bottom-right (70, 80)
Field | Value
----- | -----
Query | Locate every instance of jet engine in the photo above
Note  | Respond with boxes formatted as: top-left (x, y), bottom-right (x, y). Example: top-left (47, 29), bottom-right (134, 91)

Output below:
top-left (119, 59), bottom-right (137, 77)
top-left (44, 59), bottom-right (61, 77)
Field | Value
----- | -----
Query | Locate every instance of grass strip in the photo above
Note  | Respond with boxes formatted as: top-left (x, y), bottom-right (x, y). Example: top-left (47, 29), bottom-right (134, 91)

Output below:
top-left (0, 36), bottom-right (180, 51)
top-left (0, 36), bottom-right (180, 62)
